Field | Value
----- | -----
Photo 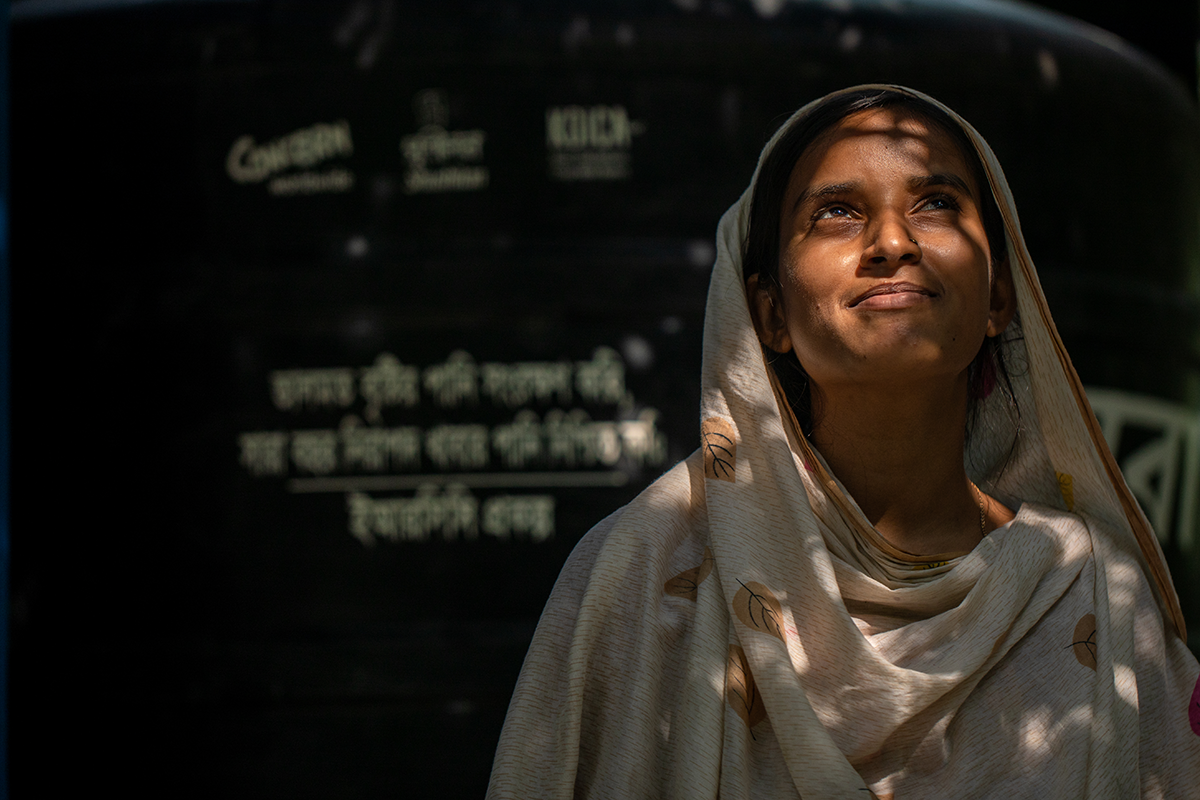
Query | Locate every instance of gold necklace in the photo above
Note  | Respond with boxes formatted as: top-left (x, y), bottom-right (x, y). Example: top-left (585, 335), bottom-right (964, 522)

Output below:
top-left (970, 481), bottom-right (987, 536)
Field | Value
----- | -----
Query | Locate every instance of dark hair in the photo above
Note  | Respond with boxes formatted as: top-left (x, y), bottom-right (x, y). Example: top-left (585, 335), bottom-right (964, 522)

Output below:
top-left (743, 88), bottom-right (1013, 437)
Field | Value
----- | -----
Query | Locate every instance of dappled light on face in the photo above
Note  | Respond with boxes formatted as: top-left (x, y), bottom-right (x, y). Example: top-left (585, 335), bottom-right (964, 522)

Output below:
top-left (785, 110), bottom-right (983, 217)
top-left (773, 107), bottom-right (995, 423)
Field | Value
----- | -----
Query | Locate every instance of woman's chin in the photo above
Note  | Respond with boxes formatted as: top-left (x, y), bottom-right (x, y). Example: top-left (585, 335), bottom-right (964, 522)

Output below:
top-left (816, 349), bottom-right (971, 390)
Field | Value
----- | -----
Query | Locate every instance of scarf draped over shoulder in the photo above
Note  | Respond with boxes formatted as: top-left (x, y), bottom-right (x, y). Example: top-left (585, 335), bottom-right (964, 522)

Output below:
top-left (487, 85), bottom-right (1200, 800)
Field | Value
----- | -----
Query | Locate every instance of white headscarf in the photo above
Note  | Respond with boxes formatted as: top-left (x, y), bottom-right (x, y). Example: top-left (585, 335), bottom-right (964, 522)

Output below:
top-left (488, 85), bottom-right (1199, 800)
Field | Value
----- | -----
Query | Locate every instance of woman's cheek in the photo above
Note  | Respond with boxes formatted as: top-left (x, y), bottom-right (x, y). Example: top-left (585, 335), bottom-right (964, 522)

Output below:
top-left (785, 303), bottom-right (849, 380)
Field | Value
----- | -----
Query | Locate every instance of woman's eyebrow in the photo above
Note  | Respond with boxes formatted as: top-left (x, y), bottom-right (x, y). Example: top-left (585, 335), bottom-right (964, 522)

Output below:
top-left (792, 181), bottom-right (859, 212)
top-left (909, 173), bottom-right (973, 196)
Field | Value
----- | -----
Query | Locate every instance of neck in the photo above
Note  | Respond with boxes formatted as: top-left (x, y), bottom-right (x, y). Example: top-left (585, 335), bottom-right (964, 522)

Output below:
top-left (809, 374), bottom-right (1010, 556)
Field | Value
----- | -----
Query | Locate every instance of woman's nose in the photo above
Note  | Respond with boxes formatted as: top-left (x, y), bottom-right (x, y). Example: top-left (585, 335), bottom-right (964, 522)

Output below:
top-left (861, 216), bottom-right (922, 269)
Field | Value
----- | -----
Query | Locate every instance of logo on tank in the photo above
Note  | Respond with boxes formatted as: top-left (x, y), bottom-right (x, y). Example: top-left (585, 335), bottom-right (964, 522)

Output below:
top-left (545, 104), bottom-right (645, 182)
top-left (399, 88), bottom-right (489, 195)
top-left (225, 120), bottom-right (355, 196)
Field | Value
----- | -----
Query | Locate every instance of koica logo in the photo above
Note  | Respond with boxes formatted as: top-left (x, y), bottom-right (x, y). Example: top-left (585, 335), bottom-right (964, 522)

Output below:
top-left (545, 105), bottom-right (644, 181)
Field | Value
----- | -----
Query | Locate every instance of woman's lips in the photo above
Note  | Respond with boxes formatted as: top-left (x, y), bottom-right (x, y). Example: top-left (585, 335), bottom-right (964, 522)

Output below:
top-left (849, 282), bottom-right (936, 309)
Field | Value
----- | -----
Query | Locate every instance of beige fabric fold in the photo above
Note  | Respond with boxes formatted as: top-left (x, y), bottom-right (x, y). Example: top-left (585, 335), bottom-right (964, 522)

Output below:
top-left (488, 85), bottom-right (1200, 799)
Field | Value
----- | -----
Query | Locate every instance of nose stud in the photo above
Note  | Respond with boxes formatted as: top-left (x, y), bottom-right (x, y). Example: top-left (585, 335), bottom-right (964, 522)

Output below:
top-left (909, 237), bottom-right (919, 245)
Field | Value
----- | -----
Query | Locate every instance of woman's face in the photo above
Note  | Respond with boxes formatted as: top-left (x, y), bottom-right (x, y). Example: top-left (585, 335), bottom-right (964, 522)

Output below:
top-left (752, 107), bottom-right (1014, 394)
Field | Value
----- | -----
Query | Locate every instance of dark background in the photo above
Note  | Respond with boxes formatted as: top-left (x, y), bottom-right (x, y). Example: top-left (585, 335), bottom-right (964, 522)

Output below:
top-left (1044, 0), bottom-right (1197, 97)
top-left (10, 1), bottom-right (1200, 797)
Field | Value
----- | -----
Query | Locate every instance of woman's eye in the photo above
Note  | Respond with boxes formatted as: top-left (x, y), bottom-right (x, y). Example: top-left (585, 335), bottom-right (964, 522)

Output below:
top-left (920, 195), bottom-right (959, 212)
top-left (815, 205), bottom-right (852, 220)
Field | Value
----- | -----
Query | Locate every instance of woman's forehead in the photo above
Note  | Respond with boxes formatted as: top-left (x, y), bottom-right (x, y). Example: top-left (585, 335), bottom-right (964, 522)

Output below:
top-left (784, 108), bottom-right (980, 198)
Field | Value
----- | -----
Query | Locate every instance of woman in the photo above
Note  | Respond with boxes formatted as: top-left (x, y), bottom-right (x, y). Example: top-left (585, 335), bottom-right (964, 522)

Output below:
top-left (487, 85), bottom-right (1200, 798)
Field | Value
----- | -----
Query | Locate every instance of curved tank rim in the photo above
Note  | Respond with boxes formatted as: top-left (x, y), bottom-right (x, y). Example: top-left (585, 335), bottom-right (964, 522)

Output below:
top-left (734, 0), bottom-right (1195, 114)
top-left (12, 0), bottom-right (1197, 115)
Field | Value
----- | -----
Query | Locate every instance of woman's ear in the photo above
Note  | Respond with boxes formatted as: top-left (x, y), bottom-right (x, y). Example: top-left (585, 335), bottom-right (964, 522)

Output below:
top-left (986, 255), bottom-right (1017, 338)
top-left (746, 273), bottom-right (794, 353)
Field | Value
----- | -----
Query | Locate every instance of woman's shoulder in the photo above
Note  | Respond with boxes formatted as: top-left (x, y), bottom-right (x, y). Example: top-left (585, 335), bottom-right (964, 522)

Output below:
top-left (488, 452), bottom-right (714, 799)
top-left (1008, 500), bottom-right (1088, 531)
top-left (559, 450), bottom-right (709, 577)
top-left (1011, 500), bottom-right (1194, 660)
top-left (1004, 501), bottom-right (1168, 593)
top-left (989, 501), bottom-right (1093, 564)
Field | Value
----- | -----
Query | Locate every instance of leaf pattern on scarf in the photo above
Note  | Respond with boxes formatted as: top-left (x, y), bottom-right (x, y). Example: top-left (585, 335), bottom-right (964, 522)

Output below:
top-left (1189, 674), bottom-right (1200, 735)
top-left (702, 417), bottom-right (737, 482)
top-left (663, 547), bottom-right (714, 600)
top-left (1071, 613), bottom-right (1097, 670)
top-left (726, 644), bottom-right (766, 731)
top-left (733, 580), bottom-right (785, 641)
top-left (1055, 471), bottom-right (1075, 511)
